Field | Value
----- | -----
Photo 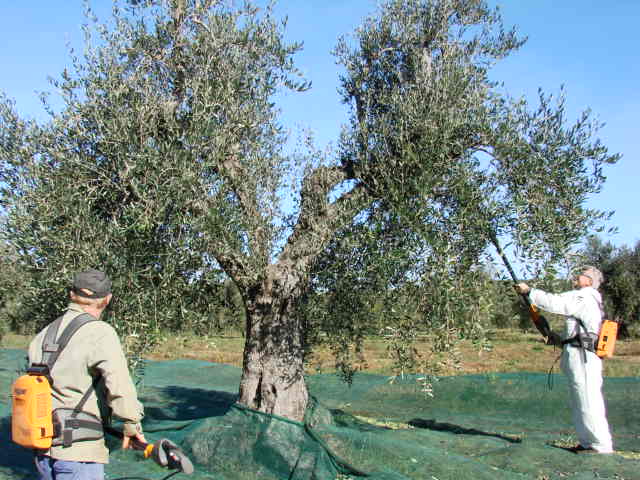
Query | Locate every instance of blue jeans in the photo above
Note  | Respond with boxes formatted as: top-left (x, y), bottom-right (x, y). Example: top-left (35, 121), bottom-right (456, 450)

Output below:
top-left (35, 455), bottom-right (104, 480)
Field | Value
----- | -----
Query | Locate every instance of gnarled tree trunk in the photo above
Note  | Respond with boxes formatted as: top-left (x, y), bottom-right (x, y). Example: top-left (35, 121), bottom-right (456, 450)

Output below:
top-left (238, 264), bottom-right (309, 422)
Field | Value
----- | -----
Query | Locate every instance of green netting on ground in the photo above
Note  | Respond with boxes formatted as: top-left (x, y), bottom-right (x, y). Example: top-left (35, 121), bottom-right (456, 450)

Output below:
top-left (1, 348), bottom-right (639, 480)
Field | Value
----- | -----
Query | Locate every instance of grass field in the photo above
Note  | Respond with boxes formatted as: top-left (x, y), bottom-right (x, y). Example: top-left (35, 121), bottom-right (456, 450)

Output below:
top-left (4, 328), bottom-right (638, 378)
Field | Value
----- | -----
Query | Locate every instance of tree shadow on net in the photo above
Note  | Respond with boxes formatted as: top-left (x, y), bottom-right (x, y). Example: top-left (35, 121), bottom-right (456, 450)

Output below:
top-left (408, 418), bottom-right (522, 443)
top-left (139, 385), bottom-right (238, 429)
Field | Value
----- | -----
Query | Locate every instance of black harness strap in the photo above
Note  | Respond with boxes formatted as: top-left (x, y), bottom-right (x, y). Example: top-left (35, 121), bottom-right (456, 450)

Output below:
top-left (561, 318), bottom-right (598, 352)
top-left (562, 296), bottom-right (606, 352)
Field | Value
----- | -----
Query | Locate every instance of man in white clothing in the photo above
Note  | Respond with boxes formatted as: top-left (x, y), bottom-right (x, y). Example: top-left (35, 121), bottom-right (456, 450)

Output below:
top-left (515, 266), bottom-right (613, 454)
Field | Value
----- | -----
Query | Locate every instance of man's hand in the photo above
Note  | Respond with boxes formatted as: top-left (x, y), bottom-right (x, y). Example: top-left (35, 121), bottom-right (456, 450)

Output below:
top-left (123, 431), bottom-right (147, 450)
top-left (122, 422), bottom-right (146, 450)
top-left (514, 282), bottom-right (531, 295)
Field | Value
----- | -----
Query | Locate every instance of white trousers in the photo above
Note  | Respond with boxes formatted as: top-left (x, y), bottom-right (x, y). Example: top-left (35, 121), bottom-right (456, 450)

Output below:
top-left (560, 346), bottom-right (613, 452)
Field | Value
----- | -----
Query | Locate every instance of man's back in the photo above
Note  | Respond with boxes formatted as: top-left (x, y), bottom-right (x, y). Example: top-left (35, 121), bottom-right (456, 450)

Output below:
top-left (29, 303), bottom-right (143, 463)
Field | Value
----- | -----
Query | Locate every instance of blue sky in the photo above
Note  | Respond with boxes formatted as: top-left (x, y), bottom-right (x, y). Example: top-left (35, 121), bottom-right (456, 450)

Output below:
top-left (1, 1), bottom-right (637, 248)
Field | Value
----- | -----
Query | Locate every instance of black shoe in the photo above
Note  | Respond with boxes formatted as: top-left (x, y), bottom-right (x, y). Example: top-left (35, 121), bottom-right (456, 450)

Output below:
top-left (569, 445), bottom-right (599, 454)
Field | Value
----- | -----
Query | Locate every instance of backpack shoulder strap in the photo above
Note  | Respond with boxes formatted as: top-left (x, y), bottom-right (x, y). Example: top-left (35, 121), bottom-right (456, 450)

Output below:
top-left (576, 318), bottom-right (591, 335)
top-left (41, 315), bottom-right (65, 365)
top-left (43, 313), bottom-right (98, 371)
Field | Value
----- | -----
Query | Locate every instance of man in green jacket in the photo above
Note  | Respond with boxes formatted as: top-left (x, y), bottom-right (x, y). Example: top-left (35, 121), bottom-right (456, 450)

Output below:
top-left (28, 269), bottom-right (145, 479)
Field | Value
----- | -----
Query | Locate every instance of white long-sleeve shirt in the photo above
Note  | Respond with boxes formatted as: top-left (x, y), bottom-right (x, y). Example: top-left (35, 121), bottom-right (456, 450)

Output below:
top-left (529, 286), bottom-right (603, 339)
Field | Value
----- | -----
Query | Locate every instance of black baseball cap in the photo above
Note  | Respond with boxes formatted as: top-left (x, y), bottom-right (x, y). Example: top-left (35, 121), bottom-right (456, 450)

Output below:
top-left (72, 269), bottom-right (112, 299)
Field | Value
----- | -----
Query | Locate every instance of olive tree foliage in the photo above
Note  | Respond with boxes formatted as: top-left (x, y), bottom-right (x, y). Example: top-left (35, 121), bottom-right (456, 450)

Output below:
top-left (0, 0), bottom-right (304, 340)
top-left (302, 0), bottom-right (619, 379)
top-left (0, 0), bottom-right (619, 421)
top-left (301, 208), bottom-right (496, 383)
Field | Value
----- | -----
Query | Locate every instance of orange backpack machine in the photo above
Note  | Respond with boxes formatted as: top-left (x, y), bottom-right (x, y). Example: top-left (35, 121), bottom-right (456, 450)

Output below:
top-left (11, 313), bottom-right (97, 449)
top-left (596, 319), bottom-right (618, 359)
top-left (11, 367), bottom-right (55, 448)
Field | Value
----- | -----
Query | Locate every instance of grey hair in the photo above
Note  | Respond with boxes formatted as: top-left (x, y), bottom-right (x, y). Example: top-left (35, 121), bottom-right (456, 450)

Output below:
top-left (581, 265), bottom-right (604, 289)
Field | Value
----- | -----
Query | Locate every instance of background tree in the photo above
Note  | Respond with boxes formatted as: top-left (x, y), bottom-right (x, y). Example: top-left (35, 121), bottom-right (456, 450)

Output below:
top-left (0, 241), bottom-right (27, 341)
top-left (0, 0), bottom-right (619, 422)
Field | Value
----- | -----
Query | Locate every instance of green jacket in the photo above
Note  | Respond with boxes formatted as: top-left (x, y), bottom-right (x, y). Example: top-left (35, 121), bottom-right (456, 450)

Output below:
top-left (28, 302), bottom-right (144, 463)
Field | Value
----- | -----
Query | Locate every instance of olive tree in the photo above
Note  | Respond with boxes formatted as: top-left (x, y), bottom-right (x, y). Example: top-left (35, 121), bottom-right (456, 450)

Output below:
top-left (0, 0), bottom-right (618, 421)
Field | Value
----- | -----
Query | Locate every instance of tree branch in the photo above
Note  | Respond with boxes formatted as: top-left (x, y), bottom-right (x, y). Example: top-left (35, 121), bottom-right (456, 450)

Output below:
top-left (280, 166), bottom-right (370, 272)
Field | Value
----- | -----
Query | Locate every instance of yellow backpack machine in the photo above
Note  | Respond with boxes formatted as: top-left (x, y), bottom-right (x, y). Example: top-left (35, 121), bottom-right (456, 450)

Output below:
top-left (11, 313), bottom-right (99, 449)
top-left (595, 319), bottom-right (618, 358)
